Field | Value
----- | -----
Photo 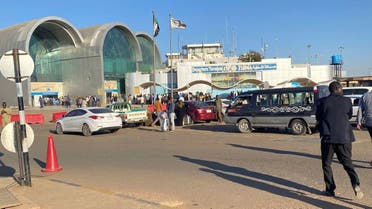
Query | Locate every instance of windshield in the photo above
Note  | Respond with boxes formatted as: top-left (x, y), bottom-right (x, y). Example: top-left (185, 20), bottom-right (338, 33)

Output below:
top-left (343, 88), bottom-right (369, 95)
top-left (89, 108), bottom-right (113, 114)
top-left (193, 101), bottom-right (210, 107)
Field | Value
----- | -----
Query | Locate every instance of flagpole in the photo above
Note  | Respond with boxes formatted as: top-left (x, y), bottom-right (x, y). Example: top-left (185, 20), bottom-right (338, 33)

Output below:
top-left (153, 11), bottom-right (156, 104)
top-left (153, 35), bottom-right (156, 104)
top-left (169, 14), bottom-right (173, 99)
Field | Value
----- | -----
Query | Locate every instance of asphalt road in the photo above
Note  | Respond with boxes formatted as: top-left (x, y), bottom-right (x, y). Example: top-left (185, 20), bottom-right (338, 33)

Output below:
top-left (1, 120), bottom-right (372, 209)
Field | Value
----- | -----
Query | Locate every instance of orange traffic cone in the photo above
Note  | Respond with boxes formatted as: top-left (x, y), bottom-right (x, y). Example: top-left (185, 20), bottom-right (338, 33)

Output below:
top-left (42, 134), bottom-right (63, 173)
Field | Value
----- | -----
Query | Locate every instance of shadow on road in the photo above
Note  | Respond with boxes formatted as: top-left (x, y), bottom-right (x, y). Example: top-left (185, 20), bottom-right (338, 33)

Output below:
top-left (33, 158), bottom-right (46, 169)
top-left (174, 155), bottom-right (369, 209)
top-left (182, 124), bottom-right (238, 133)
top-left (227, 144), bottom-right (372, 169)
top-left (0, 152), bottom-right (15, 177)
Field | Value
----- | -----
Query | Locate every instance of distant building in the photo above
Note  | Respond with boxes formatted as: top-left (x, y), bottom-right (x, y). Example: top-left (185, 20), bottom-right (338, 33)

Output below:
top-left (155, 43), bottom-right (331, 95)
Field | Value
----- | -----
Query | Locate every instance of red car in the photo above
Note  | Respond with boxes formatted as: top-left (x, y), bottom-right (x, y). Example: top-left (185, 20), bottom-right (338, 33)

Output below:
top-left (184, 101), bottom-right (216, 124)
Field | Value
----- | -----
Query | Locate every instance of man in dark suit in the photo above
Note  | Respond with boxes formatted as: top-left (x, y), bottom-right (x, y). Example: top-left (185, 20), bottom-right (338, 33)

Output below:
top-left (316, 81), bottom-right (363, 199)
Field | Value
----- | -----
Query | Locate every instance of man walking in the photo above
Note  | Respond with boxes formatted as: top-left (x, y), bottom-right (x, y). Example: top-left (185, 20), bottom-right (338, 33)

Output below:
top-left (356, 90), bottom-right (372, 166)
top-left (316, 81), bottom-right (363, 199)
top-left (151, 97), bottom-right (163, 126)
top-left (215, 95), bottom-right (223, 123)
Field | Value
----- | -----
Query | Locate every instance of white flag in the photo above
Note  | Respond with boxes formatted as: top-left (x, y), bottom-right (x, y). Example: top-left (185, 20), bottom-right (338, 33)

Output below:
top-left (170, 17), bottom-right (186, 29)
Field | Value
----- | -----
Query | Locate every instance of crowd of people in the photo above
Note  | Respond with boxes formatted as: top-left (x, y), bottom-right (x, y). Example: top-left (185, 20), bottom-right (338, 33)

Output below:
top-left (37, 95), bottom-right (101, 108)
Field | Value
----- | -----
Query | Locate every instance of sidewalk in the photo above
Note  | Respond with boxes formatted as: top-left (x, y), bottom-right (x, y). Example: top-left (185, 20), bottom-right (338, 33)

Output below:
top-left (0, 176), bottom-right (171, 209)
top-left (1, 106), bottom-right (170, 209)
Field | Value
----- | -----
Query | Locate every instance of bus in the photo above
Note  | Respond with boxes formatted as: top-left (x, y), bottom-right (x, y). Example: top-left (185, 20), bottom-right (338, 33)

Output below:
top-left (224, 85), bottom-right (329, 135)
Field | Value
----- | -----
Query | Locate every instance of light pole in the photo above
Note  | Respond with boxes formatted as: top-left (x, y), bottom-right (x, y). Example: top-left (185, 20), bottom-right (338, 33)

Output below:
top-left (307, 44), bottom-right (312, 78)
top-left (338, 46), bottom-right (344, 56)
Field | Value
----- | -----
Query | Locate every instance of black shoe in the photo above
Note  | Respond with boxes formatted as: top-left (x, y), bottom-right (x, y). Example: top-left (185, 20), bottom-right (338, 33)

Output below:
top-left (353, 186), bottom-right (364, 199)
top-left (322, 190), bottom-right (335, 197)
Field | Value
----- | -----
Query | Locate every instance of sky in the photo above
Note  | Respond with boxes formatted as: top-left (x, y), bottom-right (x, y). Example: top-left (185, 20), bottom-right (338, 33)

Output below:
top-left (1, 0), bottom-right (372, 76)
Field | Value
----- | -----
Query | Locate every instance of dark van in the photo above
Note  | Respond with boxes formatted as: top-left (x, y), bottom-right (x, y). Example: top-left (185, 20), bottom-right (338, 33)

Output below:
top-left (224, 85), bottom-right (329, 135)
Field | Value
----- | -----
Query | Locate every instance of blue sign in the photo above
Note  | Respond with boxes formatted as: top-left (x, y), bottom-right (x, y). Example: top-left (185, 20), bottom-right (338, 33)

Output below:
top-left (192, 63), bottom-right (277, 73)
top-left (31, 91), bottom-right (58, 96)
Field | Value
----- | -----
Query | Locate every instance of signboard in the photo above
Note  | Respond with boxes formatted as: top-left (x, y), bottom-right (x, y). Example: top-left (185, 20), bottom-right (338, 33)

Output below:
top-left (0, 50), bottom-right (34, 81)
top-left (1, 123), bottom-right (34, 153)
top-left (31, 82), bottom-right (63, 96)
top-left (192, 63), bottom-right (277, 74)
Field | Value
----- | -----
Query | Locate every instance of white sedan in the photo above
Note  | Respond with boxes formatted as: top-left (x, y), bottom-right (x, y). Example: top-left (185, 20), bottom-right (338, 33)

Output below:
top-left (55, 107), bottom-right (122, 136)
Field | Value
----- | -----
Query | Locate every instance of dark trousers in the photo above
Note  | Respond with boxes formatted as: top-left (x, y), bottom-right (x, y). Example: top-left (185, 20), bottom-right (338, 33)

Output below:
top-left (321, 141), bottom-right (360, 192)
top-left (366, 126), bottom-right (372, 139)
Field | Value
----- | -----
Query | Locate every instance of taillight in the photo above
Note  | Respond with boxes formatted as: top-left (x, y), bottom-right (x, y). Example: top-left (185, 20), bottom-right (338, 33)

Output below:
top-left (313, 86), bottom-right (318, 93)
top-left (89, 115), bottom-right (104, 120)
top-left (228, 109), bottom-right (237, 113)
top-left (197, 109), bottom-right (204, 113)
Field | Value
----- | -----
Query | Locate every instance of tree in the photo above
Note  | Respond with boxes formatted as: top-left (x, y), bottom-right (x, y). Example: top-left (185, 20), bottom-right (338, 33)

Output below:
top-left (238, 50), bottom-right (262, 62)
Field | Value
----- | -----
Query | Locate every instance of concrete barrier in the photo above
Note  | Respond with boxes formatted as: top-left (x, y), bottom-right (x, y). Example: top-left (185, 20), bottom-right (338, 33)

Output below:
top-left (51, 112), bottom-right (66, 122)
top-left (8, 114), bottom-right (45, 124)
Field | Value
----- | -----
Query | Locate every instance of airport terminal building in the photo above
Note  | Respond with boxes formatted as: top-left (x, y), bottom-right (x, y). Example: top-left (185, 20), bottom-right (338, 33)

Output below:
top-left (0, 17), bottom-right (335, 107)
top-left (0, 16), bottom-right (162, 106)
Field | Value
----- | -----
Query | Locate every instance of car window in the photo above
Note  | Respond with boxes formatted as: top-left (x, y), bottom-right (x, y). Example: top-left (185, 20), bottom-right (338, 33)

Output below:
top-left (89, 108), bottom-right (113, 114)
top-left (232, 96), bottom-right (250, 107)
top-left (76, 109), bottom-right (87, 116)
top-left (65, 110), bottom-right (79, 117)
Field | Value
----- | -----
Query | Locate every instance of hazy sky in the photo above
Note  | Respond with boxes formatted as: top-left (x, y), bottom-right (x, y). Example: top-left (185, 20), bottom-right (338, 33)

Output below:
top-left (1, 0), bottom-right (372, 76)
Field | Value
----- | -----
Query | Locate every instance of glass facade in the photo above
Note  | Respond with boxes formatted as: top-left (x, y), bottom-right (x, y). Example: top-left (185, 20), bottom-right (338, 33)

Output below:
top-left (137, 36), bottom-right (161, 73)
top-left (29, 23), bottom-right (76, 82)
top-left (103, 27), bottom-right (137, 80)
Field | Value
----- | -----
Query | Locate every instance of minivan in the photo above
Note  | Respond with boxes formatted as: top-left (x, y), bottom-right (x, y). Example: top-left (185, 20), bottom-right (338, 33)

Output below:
top-left (224, 85), bottom-right (329, 135)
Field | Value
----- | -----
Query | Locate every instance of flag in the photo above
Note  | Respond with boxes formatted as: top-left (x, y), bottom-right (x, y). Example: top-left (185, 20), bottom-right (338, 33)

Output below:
top-left (153, 12), bottom-right (160, 37)
top-left (170, 17), bottom-right (186, 29)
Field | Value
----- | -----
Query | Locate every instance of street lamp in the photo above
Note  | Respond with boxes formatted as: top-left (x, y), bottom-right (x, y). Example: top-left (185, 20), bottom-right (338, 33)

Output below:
top-left (307, 44), bottom-right (312, 78)
top-left (307, 44), bottom-right (312, 64)
top-left (338, 46), bottom-right (344, 56)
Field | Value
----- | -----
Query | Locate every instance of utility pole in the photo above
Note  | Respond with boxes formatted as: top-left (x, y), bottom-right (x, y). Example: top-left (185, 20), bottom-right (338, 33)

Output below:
top-left (307, 44), bottom-right (312, 78)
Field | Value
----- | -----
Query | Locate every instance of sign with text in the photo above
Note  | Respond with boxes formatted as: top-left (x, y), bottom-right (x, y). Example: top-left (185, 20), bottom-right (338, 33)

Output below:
top-left (192, 63), bottom-right (277, 74)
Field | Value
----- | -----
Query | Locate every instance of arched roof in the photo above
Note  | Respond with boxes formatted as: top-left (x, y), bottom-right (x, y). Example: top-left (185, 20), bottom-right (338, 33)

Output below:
top-left (135, 32), bottom-right (162, 68)
top-left (79, 23), bottom-right (142, 62)
top-left (0, 16), bottom-right (83, 55)
top-left (139, 79), bottom-right (266, 91)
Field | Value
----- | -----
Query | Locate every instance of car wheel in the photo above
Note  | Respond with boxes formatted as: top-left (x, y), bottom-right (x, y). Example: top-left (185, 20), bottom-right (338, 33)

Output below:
top-left (237, 119), bottom-right (252, 133)
top-left (290, 119), bottom-right (307, 135)
top-left (82, 123), bottom-right (92, 136)
top-left (56, 123), bottom-right (63, 135)
top-left (110, 128), bottom-right (119, 133)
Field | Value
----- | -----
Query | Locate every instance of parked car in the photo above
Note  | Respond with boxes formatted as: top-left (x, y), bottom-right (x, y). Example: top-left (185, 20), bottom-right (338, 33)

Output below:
top-left (183, 101), bottom-right (216, 124)
top-left (107, 102), bottom-right (147, 126)
top-left (55, 107), bottom-right (122, 136)
top-left (343, 87), bottom-right (372, 124)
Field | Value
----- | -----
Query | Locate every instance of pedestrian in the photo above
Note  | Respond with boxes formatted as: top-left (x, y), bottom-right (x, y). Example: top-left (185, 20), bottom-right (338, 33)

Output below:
top-left (356, 90), bottom-right (372, 166)
top-left (175, 97), bottom-right (186, 126)
top-left (167, 98), bottom-right (176, 131)
top-left (316, 81), bottom-right (363, 199)
top-left (150, 97), bottom-right (162, 126)
top-left (39, 96), bottom-right (44, 108)
top-left (1, 102), bottom-right (11, 128)
top-left (215, 95), bottom-right (223, 123)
